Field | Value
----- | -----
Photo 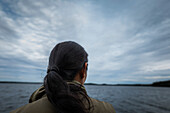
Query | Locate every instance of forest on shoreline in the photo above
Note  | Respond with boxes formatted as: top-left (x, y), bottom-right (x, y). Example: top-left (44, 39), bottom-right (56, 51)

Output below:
top-left (0, 80), bottom-right (170, 87)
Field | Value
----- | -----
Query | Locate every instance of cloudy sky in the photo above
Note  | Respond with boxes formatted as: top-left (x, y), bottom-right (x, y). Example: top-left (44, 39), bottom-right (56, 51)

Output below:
top-left (0, 0), bottom-right (170, 84)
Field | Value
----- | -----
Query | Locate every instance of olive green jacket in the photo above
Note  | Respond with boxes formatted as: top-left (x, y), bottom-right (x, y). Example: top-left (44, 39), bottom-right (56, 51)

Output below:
top-left (11, 81), bottom-right (116, 113)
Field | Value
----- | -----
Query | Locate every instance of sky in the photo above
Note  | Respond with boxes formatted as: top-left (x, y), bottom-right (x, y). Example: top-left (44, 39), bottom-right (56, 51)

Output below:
top-left (0, 0), bottom-right (170, 84)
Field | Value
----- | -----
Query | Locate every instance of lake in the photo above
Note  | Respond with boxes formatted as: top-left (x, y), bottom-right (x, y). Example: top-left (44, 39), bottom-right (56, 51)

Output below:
top-left (0, 83), bottom-right (170, 113)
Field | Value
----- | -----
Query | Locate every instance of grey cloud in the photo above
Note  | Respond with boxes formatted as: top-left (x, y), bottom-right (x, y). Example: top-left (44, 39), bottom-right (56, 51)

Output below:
top-left (0, 0), bottom-right (170, 83)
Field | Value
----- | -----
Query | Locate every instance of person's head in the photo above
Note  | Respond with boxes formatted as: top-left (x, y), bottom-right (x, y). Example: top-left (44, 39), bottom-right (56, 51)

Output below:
top-left (44, 41), bottom-right (90, 113)
top-left (47, 41), bottom-right (88, 84)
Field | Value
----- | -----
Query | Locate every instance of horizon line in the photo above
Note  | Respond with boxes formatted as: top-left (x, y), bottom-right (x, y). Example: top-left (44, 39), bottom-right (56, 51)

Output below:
top-left (0, 80), bottom-right (169, 86)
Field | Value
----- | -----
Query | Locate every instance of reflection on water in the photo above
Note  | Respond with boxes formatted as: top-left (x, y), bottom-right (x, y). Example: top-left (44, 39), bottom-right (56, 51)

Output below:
top-left (0, 83), bottom-right (170, 113)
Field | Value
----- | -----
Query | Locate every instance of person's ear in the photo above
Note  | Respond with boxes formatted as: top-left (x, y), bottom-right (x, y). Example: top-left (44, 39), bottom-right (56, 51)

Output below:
top-left (79, 62), bottom-right (88, 78)
top-left (84, 62), bottom-right (88, 73)
top-left (82, 62), bottom-right (88, 83)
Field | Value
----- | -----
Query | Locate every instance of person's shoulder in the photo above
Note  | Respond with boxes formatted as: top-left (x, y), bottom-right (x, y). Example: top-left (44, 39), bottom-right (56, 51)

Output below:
top-left (10, 96), bottom-right (56, 113)
top-left (90, 97), bottom-right (116, 113)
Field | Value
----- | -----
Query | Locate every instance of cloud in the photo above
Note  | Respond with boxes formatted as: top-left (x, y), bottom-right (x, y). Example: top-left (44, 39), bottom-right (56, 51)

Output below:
top-left (0, 0), bottom-right (170, 83)
top-left (144, 76), bottom-right (170, 80)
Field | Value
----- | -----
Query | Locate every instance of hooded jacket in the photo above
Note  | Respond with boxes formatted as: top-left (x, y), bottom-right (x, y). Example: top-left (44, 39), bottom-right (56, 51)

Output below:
top-left (10, 81), bottom-right (116, 113)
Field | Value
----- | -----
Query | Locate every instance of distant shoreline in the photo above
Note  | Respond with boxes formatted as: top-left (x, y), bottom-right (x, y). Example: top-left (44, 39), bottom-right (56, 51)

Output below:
top-left (0, 81), bottom-right (42, 84)
top-left (0, 80), bottom-right (170, 87)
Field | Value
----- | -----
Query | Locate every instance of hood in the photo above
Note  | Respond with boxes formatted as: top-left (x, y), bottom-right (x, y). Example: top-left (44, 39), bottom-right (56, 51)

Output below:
top-left (29, 80), bottom-right (86, 103)
top-left (29, 85), bottom-right (46, 103)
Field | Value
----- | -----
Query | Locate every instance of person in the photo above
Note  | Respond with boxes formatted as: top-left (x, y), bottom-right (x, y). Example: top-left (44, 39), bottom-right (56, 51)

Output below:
top-left (11, 41), bottom-right (116, 113)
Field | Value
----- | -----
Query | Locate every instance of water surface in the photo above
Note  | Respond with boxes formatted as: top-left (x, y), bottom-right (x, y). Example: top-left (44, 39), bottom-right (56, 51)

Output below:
top-left (0, 83), bottom-right (170, 113)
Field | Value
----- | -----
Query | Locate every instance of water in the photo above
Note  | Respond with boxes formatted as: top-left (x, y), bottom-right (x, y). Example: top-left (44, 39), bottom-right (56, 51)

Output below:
top-left (0, 83), bottom-right (170, 113)
top-left (86, 85), bottom-right (170, 113)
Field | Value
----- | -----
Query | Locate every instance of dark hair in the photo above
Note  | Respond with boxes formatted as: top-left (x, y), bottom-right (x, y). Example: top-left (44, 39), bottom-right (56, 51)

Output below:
top-left (44, 41), bottom-right (90, 113)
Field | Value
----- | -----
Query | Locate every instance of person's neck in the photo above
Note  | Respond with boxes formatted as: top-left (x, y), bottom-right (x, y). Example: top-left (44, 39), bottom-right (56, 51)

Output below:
top-left (74, 74), bottom-right (84, 85)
